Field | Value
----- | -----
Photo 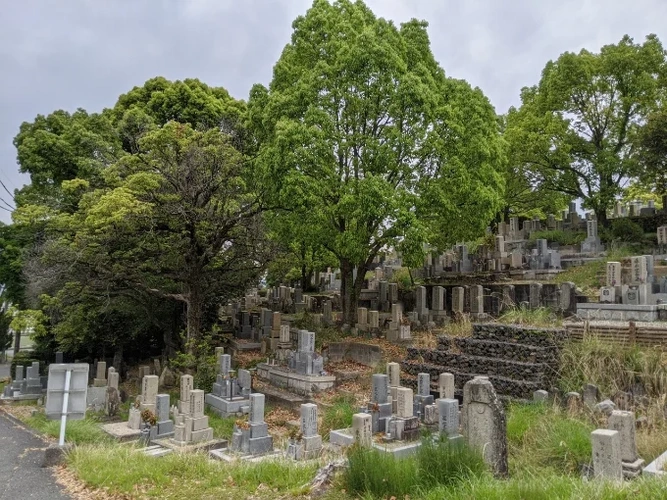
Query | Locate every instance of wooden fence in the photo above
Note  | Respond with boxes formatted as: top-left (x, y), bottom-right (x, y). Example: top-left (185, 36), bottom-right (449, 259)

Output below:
top-left (565, 320), bottom-right (667, 348)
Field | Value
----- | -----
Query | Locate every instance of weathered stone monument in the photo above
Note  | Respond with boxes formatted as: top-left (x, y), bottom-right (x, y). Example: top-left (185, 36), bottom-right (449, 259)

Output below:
top-left (591, 429), bottom-right (623, 481)
top-left (607, 410), bottom-right (644, 478)
top-left (205, 354), bottom-right (251, 417)
top-left (462, 377), bottom-right (508, 477)
top-left (286, 403), bottom-right (323, 460)
top-left (172, 388), bottom-right (214, 446)
top-left (229, 393), bottom-right (274, 455)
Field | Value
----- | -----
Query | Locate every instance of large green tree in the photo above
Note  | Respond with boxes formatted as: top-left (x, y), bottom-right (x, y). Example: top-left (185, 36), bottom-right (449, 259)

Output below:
top-left (250, 0), bottom-right (504, 323)
top-left (50, 122), bottom-right (267, 354)
top-left (506, 34), bottom-right (666, 224)
top-left (636, 106), bottom-right (667, 203)
top-left (11, 78), bottom-right (264, 359)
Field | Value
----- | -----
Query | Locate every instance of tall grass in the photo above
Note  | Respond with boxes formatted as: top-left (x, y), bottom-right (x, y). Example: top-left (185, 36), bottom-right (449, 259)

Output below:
top-left (321, 393), bottom-right (357, 440)
top-left (498, 306), bottom-right (561, 327)
top-left (421, 474), bottom-right (667, 500)
top-left (507, 403), bottom-right (593, 475)
top-left (343, 437), bottom-right (486, 499)
top-left (24, 412), bottom-right (111, 445)
top-left (69, 444), bottom-right (318, 499)
top-left (206, 409), bottom-right (236, 439)
top-left (558, 337), bottom-right (667, 397)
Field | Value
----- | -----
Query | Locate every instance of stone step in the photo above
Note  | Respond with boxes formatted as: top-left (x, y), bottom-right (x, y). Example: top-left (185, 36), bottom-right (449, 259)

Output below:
top-left (471, 323), bottom-right (566, 348)
top-left (403, 349), bottom-right (553, 383)
top-left (452, 337), bottom-right (559, 365)
top-left (141, 445), bottom-right (173, 458)
top-left (400, 363), bottom-right (543, 400)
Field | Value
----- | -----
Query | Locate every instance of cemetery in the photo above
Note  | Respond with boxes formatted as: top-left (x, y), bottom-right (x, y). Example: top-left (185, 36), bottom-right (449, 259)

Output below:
top-left (3, 1), bottom-right (667, 499)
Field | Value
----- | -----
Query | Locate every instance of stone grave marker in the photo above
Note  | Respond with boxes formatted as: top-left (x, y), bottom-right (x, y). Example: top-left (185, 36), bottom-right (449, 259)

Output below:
top-left (591, 429), bottom-right (623, 480)
top-left (352, 413), bottom-right (372, 447)
top-left (462, 377), bottom-right (508, 477)
top-left (438, 372), bottom-right (455, 400)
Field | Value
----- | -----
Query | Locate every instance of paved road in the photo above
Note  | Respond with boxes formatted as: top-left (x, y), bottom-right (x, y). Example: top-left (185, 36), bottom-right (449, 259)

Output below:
top-left (0, 373), bottom-right (69, 499)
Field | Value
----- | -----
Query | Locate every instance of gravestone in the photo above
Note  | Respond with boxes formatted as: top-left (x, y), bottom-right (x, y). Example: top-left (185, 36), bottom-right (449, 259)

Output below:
top-left (55, 352), bottom-right (64, 364)
top-left (470, 285), bottom-right (484, 315)
top-left (287, 403), bottom-right (323, 460)
top-left (533, 390), bottom-right (548, 403)
top-left (608, 410), bottom-right (644, 478)
top-left (437, 398), bottom-right (459, 436)
top-left (606, 262), bottom-right (622, 287)
top-left (93, 361), bottom-right (107, 387)
top-left (583, 384), bottom-right (599, 408)
top-left (438, 372), bottom-right (455, 400)
top-left (172, 387), bottom-right (214, 445)
top-left (154, 394), bottom-right (174, 438)
top-left (352, 413), bottom-right (372, 447)
top-left (141, 375), bottom-right (159, 411)
top-left (452, 287), bottom-right (465, 315)
top-left (417, 373), bottom-right (430, 397)
top-left (396, 387), bottom-right (413, 418)
top-left (591, 429), bottom-right (623, 480)
top-left (529, 283), bottom-right (543, 309)
top-left (371, 374), bottom-right (389, 404)
top-left (462, 377), bottom-right (508, 477)
top-left (243, 394), bottom-right (273, 454)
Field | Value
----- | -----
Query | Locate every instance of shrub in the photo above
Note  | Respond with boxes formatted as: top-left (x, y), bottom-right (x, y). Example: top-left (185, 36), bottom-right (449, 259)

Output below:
top-left (390, 267), bottom-right (413, 290)
top-left (529, 230), bottom-right (586, 246)
top-left (10, 351), bottom-right (41, 378)
top-left (609, 218), bottom-right (644, 242)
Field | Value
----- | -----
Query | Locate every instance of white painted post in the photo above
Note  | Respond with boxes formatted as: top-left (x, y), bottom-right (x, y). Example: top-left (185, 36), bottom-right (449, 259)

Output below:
top-left (58, 369), bottom-right (72, 446)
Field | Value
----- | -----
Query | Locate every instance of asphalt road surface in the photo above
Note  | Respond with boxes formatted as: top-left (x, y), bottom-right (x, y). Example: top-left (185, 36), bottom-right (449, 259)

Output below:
top-left (0, 364), bottom-right (69, 499)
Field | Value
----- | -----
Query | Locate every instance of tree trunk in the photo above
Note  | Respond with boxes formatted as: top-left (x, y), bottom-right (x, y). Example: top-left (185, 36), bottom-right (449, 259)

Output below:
top-left (185, 285), bottom-right (203, 356)
top-left (595, 208), bottom-right (608, 227)
top-left (13, 330), bottom-right (20, 356)
top-left (340, 259), bottom-right (354, 325)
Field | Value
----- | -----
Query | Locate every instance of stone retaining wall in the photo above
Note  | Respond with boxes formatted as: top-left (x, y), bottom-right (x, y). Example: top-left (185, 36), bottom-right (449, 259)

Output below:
top-left (401, 323), bottom-right (566, 399)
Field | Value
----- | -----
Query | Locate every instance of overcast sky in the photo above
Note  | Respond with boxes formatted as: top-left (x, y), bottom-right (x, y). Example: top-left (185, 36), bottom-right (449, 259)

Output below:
top-left (1, 0), bottom-right (666, 223)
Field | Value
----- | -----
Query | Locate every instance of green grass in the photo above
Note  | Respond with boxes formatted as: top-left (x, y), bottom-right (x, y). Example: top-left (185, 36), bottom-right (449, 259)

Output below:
top-left (68, 444), bottom-right (318, 500)
top-left (419, 474), bottom-right (667, 500)
top-left (321, 393), bottom-right (357, 441)
top-left (498, 306), bottom-right (561, 327)
top-left (206, 408), bottom-right (237, 439)
top-left (507, 403), bottom-right (593, 475)
top-left (24, 412), bottom-right (111, 445)
top-left (343, 437), bottom-right (486, 499)
top-left (554, 245), bottom-right (635, 296)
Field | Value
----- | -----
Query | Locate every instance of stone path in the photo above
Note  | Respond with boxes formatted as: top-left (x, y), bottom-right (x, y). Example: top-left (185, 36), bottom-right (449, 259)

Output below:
top-left (0, 364), bottom-right (69, 499)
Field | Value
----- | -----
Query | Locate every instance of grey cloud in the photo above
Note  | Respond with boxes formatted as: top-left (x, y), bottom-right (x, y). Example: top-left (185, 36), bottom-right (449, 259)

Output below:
top-left (1, 0), bottom-right (666, 222)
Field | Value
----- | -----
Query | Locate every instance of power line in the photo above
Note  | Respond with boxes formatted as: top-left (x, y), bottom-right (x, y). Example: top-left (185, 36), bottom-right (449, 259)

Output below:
top-left (0, 178), bottom-right (15, 203)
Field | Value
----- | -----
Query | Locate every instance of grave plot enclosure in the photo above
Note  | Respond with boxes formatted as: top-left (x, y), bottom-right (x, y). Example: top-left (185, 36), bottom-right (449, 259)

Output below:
top-left (401, 324), bottom-right (566, 399)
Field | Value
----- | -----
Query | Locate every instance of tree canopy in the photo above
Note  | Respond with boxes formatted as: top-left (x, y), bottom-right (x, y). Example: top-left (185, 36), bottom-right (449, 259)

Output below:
top-left (505, 34), bottom-right (667, 224)
top-left (249, 0), bottom-right (504, 322)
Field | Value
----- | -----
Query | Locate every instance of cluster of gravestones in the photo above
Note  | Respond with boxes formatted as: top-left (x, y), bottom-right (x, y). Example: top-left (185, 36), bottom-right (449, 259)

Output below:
top-left (2, 362), bottom-right (45, 399)
top-left (330, 366), bottom-right (507, 475)
top-left (598, 256), bottom-right (667, 306)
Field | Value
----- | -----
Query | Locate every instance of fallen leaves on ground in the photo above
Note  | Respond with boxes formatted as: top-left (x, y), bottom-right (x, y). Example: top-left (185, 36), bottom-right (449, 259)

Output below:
top-left (55, 466), bottom-right (131, 500)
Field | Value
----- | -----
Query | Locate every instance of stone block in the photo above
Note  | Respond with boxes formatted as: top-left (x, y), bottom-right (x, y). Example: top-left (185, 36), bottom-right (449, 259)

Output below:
top-left (352, 413), bottom-right (372, 447)
top-left (438, 372), bottom-right (455, 400)
top-left (248, 435), bottom-right (273, 455)
top-left (592, 429), bottom-right (623, 480)
top-left (396, 387), bottom-right (413, 418)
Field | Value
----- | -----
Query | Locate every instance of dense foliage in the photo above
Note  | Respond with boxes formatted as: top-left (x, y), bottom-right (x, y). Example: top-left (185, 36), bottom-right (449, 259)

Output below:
top-left (1, 1), bottom-right (665, 361)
